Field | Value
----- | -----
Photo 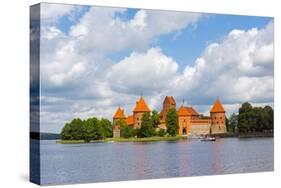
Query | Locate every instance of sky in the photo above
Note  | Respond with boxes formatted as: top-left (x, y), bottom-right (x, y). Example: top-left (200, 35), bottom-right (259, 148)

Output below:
top-left (36, 3), bottom-right (274, 133)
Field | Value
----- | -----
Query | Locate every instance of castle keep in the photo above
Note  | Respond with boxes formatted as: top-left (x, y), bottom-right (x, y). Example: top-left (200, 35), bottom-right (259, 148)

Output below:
top-left (113, 96), bottom-right (226, 138)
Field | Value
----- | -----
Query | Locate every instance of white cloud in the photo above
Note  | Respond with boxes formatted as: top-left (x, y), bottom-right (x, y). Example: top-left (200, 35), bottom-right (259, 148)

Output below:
top-left (40, 3), bottom-right (76, 23)
top-left (172, 21), bottom-right (274, 105)
top-left (38, 5), bottom-right (273, 133)
top-left (69, 7), bottom-right (201, 52)
top-left (107, 47), bottom-right (178, 95)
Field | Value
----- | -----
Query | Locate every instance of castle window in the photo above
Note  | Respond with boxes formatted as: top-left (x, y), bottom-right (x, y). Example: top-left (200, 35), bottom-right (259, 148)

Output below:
top-left (184, 119), bottom-right (186, 122)
top-left (219, 126), bottom-right (221, 130)
top-left (214, 117), bottom-right (216, 119)
top-left (220, 117), bottom-right (222, 119)
top-left (137, 117), bottom-right (139, 120)
top-left (217, 121), bottom-right (219, 124)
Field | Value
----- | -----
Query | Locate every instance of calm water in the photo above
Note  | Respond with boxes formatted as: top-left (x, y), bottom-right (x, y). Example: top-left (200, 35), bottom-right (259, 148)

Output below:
top-left (37, 138), bottom-right (273, 185)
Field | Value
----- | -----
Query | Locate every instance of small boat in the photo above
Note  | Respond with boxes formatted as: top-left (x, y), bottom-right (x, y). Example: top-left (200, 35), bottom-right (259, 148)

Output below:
top-left (107, 140), bottom-right (115, 143)
top-left (201, 135), bottom-right (216, 142)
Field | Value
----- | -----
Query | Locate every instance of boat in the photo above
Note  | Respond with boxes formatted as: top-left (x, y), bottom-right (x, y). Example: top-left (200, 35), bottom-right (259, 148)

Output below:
top-left (201, 135), bottom-right (216, 142)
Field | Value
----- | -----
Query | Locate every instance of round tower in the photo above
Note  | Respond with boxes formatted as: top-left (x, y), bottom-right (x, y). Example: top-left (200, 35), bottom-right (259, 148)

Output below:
top-left (133, 97), bottom-right (151, 128)
top-left (112, 107), bottom-right (126, 138)
top-left (210, 98), bottom-right (227, 134)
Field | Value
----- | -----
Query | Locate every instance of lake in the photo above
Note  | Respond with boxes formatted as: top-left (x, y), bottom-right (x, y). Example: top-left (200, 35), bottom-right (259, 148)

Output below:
top-left (37, 138), bottom-right (273, 185)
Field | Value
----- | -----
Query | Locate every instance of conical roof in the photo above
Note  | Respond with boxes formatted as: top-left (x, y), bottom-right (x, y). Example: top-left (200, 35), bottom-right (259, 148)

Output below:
top-left (113, 107), bottom-right (126, 119)
top-left (133, 97), bottom-right (151, 112)
top-left (164, 96), bottom-right (176, 105)
top-left (210, 98), bottom-right (225, 113)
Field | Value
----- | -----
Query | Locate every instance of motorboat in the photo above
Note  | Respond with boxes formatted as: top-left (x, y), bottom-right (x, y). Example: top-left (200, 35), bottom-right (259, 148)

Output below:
top-left (201, 135), bottom-right (216, 142)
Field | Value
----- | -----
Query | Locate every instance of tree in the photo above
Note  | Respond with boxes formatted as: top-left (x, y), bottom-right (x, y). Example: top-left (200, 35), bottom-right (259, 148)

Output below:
top-left (100, 118), bottom-right (112, 139)
top-left (151, 110), bottom-right (160, 128)
top-left (84, 118), bottom-right (95, 142)
top-left (66, 118), bottom-right (85, 140)
top-left (91, 117), bottom-right (102, 140)
top-left (237, 102), bottom-right (274, 133)
top-left (61, 123), bottom-right (72, 140)
top-left (166, 108), bottom-right (178, 136)
top-left (138, 112), bottom-right (155, 138)
top-left (228, 113), bottom-right (238, 133)
top-left (121, 126), bottom-right (136, 138)
top-left (263, 106), bottom-right (274, 130)
top-left (239, 102), bottom-right (252, 114)
top-left (157, 128), bottom-right (166, 137)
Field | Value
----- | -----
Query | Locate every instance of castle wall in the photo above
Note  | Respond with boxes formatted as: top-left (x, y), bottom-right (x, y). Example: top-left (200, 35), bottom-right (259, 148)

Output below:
top-left (190, 120), bottom-right (211, 135)
top-left (113, 127), bottom-right (120, 138)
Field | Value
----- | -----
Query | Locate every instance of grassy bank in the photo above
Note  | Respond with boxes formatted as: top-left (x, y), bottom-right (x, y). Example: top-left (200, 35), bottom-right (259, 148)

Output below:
top-left (57, 136), bottom-right (187, 144)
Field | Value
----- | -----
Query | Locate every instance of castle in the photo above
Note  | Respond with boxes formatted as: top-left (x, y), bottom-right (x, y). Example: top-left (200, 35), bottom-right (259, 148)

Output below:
top-left (112, 96), bottom-right (226, 138)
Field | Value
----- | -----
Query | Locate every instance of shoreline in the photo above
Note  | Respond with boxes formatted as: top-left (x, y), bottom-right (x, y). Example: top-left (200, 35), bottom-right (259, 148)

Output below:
top-left (56, 132), bottom-right (273, 144)
top-left (56, 136), bottom-right (187, 144)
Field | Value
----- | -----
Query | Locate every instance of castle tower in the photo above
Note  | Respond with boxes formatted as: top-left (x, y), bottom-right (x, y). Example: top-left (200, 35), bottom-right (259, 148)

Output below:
top-left (160, 96), bottom-right (176, 121)
top-left (177, 105), bottom-right (199, 136)
top-left (210, 98), bottom-right (226, 135)
top-left (133, 96), bottom-right (151, 128)
top-left (112, 107), bottom-right (126, 138)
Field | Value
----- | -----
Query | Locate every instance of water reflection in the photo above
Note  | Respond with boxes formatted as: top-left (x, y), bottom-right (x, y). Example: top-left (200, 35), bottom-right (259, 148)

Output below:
top-left (39, 138), bottom-right (273, 185)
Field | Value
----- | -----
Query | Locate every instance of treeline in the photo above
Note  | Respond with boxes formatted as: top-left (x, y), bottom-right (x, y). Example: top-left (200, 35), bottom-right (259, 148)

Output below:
top-left (61, 117), bottom-right (112, 142)
top-left (226, 102), bottom-right (273, 133)
top-left (116, 108), bottom-right (178, 138)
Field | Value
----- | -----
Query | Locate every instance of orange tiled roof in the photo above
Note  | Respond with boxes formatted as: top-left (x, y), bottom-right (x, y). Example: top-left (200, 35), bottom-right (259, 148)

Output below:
top-left (210, 98), bottom-right (225, 113)
top-left (133, 97), bottom-right (151, 112)
top-left (177, 105), bottom-right (199, 116)
top-left (126, 115), bottom-right (134, 125)
top-left (178, 105), bottom-right (191, 116)
top-left (187, 107), bottom-right (199, 116)
top-left (113, 107), bottom-right (126, 119)
top-left (164, 96), bottom-right (176, 105)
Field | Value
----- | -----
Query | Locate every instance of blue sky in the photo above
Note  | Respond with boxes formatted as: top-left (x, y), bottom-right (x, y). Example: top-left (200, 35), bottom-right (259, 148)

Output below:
top-left (38, 4), bottom-right (274, 133)
top-left (56, 8), bottom-right (272, 70)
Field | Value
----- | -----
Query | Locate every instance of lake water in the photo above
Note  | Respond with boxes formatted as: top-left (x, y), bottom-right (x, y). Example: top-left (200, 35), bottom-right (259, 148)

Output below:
top-left (37, 138), bottom-right (273, 185)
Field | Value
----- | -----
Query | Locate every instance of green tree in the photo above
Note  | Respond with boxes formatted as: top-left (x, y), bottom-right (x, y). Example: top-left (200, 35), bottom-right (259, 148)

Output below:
top-left (121, 126), bottom-right (136, 138)
top-left (157, 128), bottom-right (166, 137)
top-left (100, 118), bottom-right (112, 139)
top-left (238, 102), bottom-right (253, 133)
top-left (61, 123), bottom-right (72, 140)
top-left (138, 112), bottom-right (155, 138)
top-left (166, 108), bottom-right (178, 136)
top-left (69, 118), bottom-right (85, 140)
top-left (151, 110), bottom-right (160, 128)
top-left (91, 117), bottom-right (102, 140)
top-left (238, 102), bottom-right (273, 133)
top-left (263, 106), bottom-right (273, 130)
top-left (229, 113), bottom-right (238, 133)
top-left (84, 118), bottom-right (95, 142)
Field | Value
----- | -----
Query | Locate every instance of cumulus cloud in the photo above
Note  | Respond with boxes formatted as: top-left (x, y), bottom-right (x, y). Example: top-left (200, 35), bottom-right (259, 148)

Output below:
top-left (107, 47), bottom-right (178, 95)
top-left (40, 3), bottom-right (76, 23)
top-left (69, 7), bottom-right (201, 52)
top-left (38, 4), bottom-right (273, 133)
top-left (172, 21), bottom-right (274, 105)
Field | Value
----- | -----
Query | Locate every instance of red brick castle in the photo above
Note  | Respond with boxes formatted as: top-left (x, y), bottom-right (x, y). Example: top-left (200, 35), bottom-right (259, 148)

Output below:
top-left (113, 96), bottom-right (226, 138)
